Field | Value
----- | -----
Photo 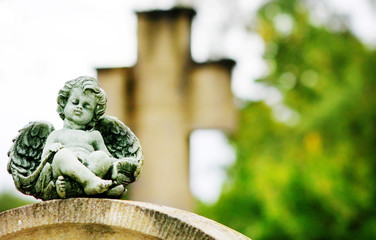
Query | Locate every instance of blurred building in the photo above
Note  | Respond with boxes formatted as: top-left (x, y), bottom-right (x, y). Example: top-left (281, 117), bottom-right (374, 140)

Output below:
top-left (97, 7), bottom-right (236, 211)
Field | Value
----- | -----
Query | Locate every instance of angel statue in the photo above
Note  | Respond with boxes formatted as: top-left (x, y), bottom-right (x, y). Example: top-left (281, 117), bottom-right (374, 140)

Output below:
top-left (7, 76), bottom-right (143, 200)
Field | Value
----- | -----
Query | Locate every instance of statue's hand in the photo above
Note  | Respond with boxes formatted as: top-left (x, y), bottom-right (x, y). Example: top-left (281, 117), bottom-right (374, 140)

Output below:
top-left (111, 159), bottom-right (138, 186)
top-left (49, 143), bottom-right (64, 153)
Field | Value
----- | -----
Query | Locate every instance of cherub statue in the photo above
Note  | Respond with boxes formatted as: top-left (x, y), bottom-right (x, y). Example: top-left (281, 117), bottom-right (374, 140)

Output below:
top-left (7, 76), bottom-right (143, 200)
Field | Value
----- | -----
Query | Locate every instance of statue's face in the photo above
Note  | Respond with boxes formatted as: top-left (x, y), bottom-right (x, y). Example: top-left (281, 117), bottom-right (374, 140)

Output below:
top-left (64, 88), bottom-right (96, 126)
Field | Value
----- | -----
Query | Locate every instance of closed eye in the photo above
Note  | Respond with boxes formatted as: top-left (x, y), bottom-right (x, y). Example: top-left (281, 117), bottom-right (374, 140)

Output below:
top-left (83, 103), bottom-right (92, 110)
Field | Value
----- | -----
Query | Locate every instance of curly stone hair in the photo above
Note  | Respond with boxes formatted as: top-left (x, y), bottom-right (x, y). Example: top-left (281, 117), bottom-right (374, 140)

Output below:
top-left (57, 76), bottom-right (107, 129)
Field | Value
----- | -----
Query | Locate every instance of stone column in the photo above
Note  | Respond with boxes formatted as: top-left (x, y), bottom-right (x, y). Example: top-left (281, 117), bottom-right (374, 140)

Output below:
top-left (97, 67), bottom-right (135, 128)
top-left (188, 59), bottom-right (237, 131)
top-left (131, 8), bottom-right (196, 210)
top-left (96, 8), bottom-right (237, 212)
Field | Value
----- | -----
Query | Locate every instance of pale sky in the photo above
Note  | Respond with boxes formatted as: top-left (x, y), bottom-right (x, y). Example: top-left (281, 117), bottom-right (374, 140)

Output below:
top-left (0, 0), bottom-right (375, 203)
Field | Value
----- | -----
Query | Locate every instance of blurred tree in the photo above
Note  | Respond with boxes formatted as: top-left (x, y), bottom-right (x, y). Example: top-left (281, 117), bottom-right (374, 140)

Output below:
top-left (0, 192), bottom-right (35, 212)
top-left (198, 0), bottom-right (376, 239)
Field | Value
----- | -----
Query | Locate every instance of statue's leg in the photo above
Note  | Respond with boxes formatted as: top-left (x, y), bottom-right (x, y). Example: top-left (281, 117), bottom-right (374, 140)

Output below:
top-left (52, 148), bottom-right (112, 195)
top-left (86, 151), bottom-right (112, 178)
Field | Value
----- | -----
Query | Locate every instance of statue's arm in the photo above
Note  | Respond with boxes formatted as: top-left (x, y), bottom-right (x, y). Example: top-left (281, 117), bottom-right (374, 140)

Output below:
top-left (41, 131), bottom-right (62, 160)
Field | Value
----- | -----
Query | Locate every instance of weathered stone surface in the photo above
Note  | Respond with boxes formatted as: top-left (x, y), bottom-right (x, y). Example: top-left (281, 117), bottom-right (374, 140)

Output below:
top-left (0, 198), bottom-right (251, 240)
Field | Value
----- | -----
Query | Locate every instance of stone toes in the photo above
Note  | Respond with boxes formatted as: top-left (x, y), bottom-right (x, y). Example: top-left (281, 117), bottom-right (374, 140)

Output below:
top-left (101, 180), bottom-right (112, 188)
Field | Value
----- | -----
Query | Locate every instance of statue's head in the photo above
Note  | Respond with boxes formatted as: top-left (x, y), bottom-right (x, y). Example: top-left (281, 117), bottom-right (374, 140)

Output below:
top-left (57, 76), bottom-right (107, 128)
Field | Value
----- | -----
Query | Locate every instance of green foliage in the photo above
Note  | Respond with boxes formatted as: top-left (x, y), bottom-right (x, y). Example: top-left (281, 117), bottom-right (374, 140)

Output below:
top-left (198, 0), bottom-right (376, 239)
top-left (0, 192), bottom-right (35, 212)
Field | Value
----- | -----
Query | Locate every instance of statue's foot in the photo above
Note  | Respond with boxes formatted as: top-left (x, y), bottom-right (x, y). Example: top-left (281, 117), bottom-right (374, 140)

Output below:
top-left (84, 178), bottom-right (112, 195)
top-left (111, 159), bottom-right (137, 185)
top-left (106, 185), bottom-right (126, 198)
top-left (56, 176), bottom-right (66, 199)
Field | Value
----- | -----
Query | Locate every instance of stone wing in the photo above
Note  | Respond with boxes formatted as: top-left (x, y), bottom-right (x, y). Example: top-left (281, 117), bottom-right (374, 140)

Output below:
top-left (95, 116), bottom-right (143, 184)
top-left (7, 121), bottom-right (56, 199)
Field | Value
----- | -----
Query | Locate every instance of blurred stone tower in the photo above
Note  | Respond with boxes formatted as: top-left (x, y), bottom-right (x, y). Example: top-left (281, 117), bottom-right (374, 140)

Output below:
top-left (97, 8), bottom-right (236, 211)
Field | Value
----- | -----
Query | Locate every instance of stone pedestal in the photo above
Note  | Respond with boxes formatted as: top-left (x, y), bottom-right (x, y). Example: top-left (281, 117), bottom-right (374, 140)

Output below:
top-left (0, 198), bottom-right (251, 240)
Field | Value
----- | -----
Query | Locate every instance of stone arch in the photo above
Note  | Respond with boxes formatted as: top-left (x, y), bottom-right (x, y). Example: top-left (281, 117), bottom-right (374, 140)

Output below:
top-left (0, 198), bottom-right (250, 240)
